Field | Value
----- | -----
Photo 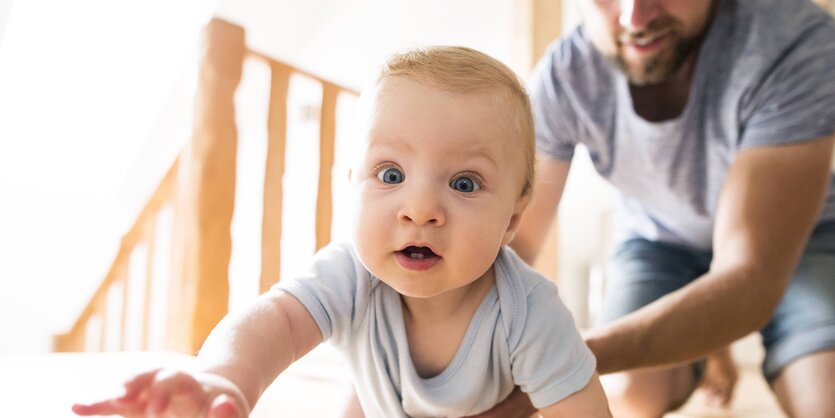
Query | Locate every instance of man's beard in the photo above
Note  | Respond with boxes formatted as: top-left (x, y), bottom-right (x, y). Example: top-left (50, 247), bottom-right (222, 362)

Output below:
top-left (609, 20), bottom-right (702, 86)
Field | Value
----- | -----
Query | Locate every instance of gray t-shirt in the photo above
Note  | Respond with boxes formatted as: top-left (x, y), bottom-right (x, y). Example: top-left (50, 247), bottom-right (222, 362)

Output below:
top-left (275, 242), bottom-right (596, 417)
top-left (531, 0), bottom-right (835, 249)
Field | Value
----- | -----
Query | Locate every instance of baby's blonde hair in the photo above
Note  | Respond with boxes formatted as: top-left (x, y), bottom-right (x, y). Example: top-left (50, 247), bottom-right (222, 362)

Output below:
top-left (377, 46), bottom-right (535, 196)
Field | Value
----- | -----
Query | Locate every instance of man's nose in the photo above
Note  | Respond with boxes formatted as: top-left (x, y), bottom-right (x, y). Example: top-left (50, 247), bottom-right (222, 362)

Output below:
top-left (397, 185), bottom-right (445, 226)
top-left (618, 0), bottom-right (661, 32)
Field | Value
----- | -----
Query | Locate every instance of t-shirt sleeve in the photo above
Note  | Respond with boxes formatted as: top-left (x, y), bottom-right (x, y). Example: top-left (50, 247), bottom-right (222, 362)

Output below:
top-left (739, 19), bottom-right (835, 148)
top-left (510, 280), bottom-right (597, 409)
top-left (271, 241), bottom-right (367, 345)
top-left (529, 44), bottom-right (581, 161)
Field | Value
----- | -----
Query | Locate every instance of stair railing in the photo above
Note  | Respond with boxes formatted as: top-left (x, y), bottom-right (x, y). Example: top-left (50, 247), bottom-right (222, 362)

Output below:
top-left (54, 18), bottom-right (358, 354)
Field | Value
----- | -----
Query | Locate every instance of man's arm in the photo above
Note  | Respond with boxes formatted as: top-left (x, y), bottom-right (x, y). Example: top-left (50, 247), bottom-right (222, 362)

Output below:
top-left (585, 135), bottom-right (834, 374)
top-left (511, 156), bottom-right (571, 264)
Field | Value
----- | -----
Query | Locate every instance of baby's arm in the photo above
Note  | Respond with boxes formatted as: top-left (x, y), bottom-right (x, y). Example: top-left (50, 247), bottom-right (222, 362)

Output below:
top-left (537, 373), bottom-right (611, 418)
top-left (73, 290), bottom-right (322, 417)
top-left (197, 290), bottom-right (322, 408)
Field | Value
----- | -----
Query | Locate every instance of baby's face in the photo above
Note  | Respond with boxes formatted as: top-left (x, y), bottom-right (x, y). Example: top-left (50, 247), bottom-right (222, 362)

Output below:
top-left (350, 77), bottom-right (528, 299)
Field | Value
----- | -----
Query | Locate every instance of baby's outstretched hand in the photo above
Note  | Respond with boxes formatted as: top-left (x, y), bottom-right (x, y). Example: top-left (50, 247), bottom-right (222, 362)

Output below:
top-left (72, 368), bottom-right (249, 418)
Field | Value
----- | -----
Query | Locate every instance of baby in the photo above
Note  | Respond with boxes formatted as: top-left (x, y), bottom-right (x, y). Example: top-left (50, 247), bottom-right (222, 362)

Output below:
top-left (73, 46), bottom-right (611, 418)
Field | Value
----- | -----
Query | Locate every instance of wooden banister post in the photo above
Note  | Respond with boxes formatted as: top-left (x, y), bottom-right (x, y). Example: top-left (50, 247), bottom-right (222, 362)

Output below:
top-left (168, 18), bottom-right (245, 354)
top-left (315, 83), bottom-right (338, 250)
top-left (532, 0), bottom-right (562, 68)
top-left (513, 0), bottom-right (562, 279)
top-left (141, 215), bottom-right (157, 350)
top-left (260, 64), bottom-right (291, 293)
top-left (531, 1), bottom-right (561, 280)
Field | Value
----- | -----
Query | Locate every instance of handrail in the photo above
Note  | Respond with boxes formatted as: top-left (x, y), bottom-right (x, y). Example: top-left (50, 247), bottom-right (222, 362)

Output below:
top-left (54, 158), bottom-right (179, 352)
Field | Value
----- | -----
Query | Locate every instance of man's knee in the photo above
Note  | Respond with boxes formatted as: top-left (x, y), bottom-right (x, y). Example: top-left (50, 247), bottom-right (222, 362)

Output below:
top-left (772, 350), bottom-right (835, 418)
top-left (602, 366), bottom-right (698, 418)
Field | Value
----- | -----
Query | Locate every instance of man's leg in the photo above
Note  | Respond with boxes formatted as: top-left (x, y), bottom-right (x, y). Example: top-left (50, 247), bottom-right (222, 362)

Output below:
top-left (757, 223), bottom-right (835, 418)
top-left (771, 350), bottom-right (835, 418)
top-left (602, 366), bottom-right (698, 418)
top-left (598, 239), bottom-right (713, 417)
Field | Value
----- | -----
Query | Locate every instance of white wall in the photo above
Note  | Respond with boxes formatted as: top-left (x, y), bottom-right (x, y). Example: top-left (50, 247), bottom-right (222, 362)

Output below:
top-left (215, 0), bottom-right (523, 91)
top-left (0, 0), bottom-right (215, 353)
top-left (0, 0), bottom-right (12, 45)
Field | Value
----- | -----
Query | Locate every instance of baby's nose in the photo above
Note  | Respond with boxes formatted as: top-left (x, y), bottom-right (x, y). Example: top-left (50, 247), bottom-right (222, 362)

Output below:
top-left (398, 191), bottom-right (445, 226)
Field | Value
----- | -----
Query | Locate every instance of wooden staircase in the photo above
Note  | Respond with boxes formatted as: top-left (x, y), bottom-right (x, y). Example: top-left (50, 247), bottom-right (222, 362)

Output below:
top-left (53, 18), bottom-right (358, 355)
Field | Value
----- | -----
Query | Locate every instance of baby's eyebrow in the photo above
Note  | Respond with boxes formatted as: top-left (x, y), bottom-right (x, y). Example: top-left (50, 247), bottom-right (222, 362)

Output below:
top-left (467, 146), bottom-right (501, 172)
top-left (367, 136), bottom-right (502, 172)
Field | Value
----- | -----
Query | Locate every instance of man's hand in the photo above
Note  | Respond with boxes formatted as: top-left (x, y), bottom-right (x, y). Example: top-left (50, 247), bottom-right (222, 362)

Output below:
top-left (72, 368), bottom-right (250, 418)
top-left (465, 387), bottom-right (536, 418)
top-left (696, 347), bottom-right (738, 408)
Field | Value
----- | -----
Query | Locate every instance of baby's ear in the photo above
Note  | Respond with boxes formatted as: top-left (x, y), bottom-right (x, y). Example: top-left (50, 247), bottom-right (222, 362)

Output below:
top-left (502, 193), bottom-right (532, 245)
top-left (514, 192), bottom-right (532, 215)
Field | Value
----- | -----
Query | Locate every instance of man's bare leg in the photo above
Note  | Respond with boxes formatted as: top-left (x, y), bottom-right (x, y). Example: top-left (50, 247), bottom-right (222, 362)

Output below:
top-left (602, 364), bottom-right (697, 418)
top-left (696, 347), bottom-right (738, 407)
top-left (772, 349), bottom-right (835, 418)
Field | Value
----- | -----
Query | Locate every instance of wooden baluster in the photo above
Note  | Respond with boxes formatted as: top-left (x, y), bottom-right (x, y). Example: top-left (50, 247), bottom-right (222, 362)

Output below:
top-left (316, 83), bottom-right (338, 250)
top-left (71, 327), bottom-right (83, 352)
top-left (54, 321), bottom-right (82, 352)
top-left (260, 64), bottom-right (291, 292)
top-left (517, 0), bottom-right (561, 280)
top-left (98, 299), bottom-right (107, 352)
top-left (141, 214), bottom-right (157, 350)
top-left (167, 18), bottom-right (245, 354)
top-left (532, 0), bottom-right (562, 67)
top-left (119, 263), bottom-right (130, 351)
top-left (53, 329), bottom-right (67, 352)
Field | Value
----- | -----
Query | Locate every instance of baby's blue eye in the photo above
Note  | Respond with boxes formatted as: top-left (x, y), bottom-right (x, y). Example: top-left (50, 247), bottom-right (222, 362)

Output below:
top-left (377, 167), bottom-right (404, 184)
top-left (450, 176), bottom-right (480, 193)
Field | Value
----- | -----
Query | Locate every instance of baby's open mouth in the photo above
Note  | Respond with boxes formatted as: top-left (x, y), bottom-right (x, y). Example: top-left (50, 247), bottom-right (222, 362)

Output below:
top-left (399, 246), bottom-right (439, 260)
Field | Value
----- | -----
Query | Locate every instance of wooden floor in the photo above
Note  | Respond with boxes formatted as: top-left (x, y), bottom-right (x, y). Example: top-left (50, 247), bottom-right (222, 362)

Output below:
top-left (4, 338), bottom-right (786, 417)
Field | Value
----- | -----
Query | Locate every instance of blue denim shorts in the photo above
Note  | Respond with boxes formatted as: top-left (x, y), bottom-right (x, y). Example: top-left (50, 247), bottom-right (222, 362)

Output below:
top-left (599, 222), bottom-right (835, 380)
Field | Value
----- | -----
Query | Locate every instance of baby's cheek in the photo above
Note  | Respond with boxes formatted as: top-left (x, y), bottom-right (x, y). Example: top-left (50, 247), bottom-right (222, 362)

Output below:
top-left (350, 212), bottom-right (371, 249)
top-left (466, 228), bottom-right (502, 256)
top-left (348, 192), bottom-right (370, 231)
top-left (351, 204), bottom-right (386, 252)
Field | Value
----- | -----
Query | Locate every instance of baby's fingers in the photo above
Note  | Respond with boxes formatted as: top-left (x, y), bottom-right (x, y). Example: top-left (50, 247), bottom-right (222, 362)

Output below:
top-left (73, 370), bottom-right (162, 417)
top-left (72, 398), bottom-right (143, 416)
top-left (208, 394), bottom-right (242, 418)
top-left (72, 399), bottom-right (118, 416)
top-left (145, 370), bottom-right (210, 416)
top-left (118, 369), bottom-right (161, 402)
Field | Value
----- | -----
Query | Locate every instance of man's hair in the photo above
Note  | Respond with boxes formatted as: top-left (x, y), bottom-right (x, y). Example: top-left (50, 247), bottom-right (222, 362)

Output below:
top-left (377, 46), bottom-right (535, 196)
